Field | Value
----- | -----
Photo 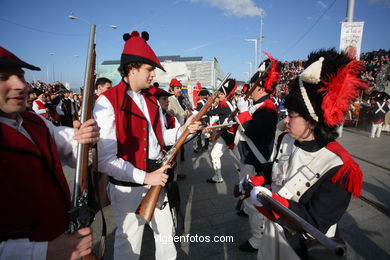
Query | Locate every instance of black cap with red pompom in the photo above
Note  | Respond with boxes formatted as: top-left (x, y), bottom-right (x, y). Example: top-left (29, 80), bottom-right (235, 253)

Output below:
top-left (0, 46), bottom-right (41, 71)
top-left (120, 31), bottom-right (165, 72)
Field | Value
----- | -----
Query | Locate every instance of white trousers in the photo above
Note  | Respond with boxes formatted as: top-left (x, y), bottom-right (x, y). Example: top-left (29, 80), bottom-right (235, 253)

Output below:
top-left (257, 219), bottom-right (300, 260)
top-left (243, 197), bottom-right (265, 249)
top-left (108, 183), bottom-right (177, 260)
top-left (370, 122), bottom-right (383, 138)
top-left (210, 138), bottom-right (240, 181)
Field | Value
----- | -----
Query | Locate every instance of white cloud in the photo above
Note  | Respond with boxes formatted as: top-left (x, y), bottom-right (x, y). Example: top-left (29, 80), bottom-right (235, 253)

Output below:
top-left (317, 1), bottom-right (328, 9)
top-left (369, 0), bottom-right (390, 7)
top-left (191, 0), bottom-right (265, 17)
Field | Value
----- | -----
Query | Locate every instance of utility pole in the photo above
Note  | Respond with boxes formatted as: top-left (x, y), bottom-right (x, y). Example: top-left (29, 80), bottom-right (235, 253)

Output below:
top-left (346, 0), bottom-right (355, 22)
top-left (259, 15), bottom-right (264, 66)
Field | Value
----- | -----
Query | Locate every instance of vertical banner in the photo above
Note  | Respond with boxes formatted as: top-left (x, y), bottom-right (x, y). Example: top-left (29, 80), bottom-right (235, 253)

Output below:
top-left (339, 21), bottom-right (364, 60)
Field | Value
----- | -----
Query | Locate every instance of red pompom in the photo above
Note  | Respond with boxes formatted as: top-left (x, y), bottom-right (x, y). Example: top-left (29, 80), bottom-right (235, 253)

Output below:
top-left (131, 31), bottom-right (140, 37)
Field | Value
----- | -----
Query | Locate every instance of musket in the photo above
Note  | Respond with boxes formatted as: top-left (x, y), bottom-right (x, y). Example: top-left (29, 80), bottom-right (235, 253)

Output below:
top-left (137, 73), bottom-right (232, 222)
top-left (68, 24), bottom-right (100, 260)
top-left (202, 122), bottom-right (237, 130)
top-left (210, 61), bottom-right (274, 142)
top-left (257, 192), bottom-right (346, 258)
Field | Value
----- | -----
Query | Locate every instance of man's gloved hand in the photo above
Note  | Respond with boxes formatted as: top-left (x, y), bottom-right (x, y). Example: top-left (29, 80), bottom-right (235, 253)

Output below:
top-left (236, 97), bottom-right (249, 113)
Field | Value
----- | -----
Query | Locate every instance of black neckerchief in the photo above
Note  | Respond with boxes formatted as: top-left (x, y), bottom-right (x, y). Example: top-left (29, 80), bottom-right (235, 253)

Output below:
top-left (253, 94), bottom-right (271, 105)
top-left (294, 139), bottom-right (324, 152)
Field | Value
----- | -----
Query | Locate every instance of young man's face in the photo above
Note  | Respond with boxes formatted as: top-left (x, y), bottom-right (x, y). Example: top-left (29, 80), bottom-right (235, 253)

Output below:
top-left (158, 95), bottom-right (170, 111)
top-left (171, 86), bottom-right (181, 96)
top-left (0, 68), bottom-right (28, 119)
top-left (97, 82), bottom-right (112, 95)
top-left (128, 64), bottom-right (156, 90)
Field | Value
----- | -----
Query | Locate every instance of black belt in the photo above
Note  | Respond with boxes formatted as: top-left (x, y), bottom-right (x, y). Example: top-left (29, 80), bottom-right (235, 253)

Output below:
top-left (108, 159), bottom-right (160, 187)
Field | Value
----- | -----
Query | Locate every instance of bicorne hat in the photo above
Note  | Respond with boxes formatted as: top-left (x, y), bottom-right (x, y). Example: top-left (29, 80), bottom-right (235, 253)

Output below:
top-left (284, 48), bottom-right (368, 127)
top-left (250, 51), bottom-right (281, 93)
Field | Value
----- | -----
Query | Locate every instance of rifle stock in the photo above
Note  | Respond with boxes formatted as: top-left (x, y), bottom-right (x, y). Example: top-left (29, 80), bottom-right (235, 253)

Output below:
top-left (258, 192), bottom-right (346, 257)
top-left (137, 73), bottom-right (232, 222)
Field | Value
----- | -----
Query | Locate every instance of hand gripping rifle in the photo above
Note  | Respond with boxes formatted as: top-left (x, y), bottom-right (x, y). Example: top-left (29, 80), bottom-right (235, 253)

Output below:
top-left (68, 25), bottom-right (101, 260)
top-left (210, 61), bottom-right (274, 142)
top-left (257, 192), bottom-right (346, 258)
top-left (137, 73), bottom-right (232, 222)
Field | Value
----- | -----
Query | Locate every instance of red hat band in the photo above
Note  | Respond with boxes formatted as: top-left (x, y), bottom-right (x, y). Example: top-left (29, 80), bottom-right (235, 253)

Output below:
top-left (120, 31), bottom-right (165, 72)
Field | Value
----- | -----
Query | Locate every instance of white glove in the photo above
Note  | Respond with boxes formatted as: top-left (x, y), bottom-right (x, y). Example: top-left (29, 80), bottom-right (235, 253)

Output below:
top-left (250, 186), bottom-right (272, 207)
top-left (236, 97), bottom-right (249, 113)
top-left (238, 175), bottom-right (249, 194)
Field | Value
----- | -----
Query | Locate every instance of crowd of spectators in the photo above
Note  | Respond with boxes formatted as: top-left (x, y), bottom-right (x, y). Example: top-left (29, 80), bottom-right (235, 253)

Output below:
top-left (26, 80), bottom-right (81, 126)
top-left (273, 49), bottom-right (390, 136)
top-left (24, 49), bottom-right (389, 135)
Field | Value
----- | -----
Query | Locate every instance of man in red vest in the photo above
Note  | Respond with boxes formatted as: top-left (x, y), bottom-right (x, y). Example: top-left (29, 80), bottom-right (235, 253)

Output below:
top-left (32, 90), bottom-right (48, 118)
top-left (0, 46), bottom-right (100, 259)
top-left (93, 31), bottom-right (200, 260)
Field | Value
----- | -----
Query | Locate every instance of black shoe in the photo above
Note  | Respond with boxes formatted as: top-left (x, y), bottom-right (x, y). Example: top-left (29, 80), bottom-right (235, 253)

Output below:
top-left (236, 209), bottom-right (248, 217)
top-left (239, 241), bottom-right (258, 252)
top-left (206, 178), bottom-right (223, 183)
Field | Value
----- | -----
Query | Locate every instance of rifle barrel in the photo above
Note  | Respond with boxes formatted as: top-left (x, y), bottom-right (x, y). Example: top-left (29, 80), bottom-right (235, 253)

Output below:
top-left (259, 192), bottom-right (346, 257)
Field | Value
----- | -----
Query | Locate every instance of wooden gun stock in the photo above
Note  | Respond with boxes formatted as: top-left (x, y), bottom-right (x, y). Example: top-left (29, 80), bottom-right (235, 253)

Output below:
top-left (137, 74), bottom-right (232, 222)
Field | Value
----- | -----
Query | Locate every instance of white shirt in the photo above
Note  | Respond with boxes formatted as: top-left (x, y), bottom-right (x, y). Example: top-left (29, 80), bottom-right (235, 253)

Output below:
top-left (93, 90), bottom-right (182, 185)
top-left (0, 112), bottom-right (79, 260)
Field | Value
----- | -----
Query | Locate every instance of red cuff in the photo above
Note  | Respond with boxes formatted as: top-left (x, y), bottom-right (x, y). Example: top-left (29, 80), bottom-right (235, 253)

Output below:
top-left (249, 176), bottom-right (265, 186)
top-left (254, 193), bottom-right (289, 220)
top-left (255, 206), bottom-right (275, 221)
top-left (237, 111), bottom-right (252, 124)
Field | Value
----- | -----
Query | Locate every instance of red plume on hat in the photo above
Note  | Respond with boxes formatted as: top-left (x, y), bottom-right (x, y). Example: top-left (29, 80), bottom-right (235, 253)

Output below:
top-left (169, 78), bottom-right (182, 88)
top-left (262, 51), bottom-right (281, 92)
top-left (0, 46), bottom-right (40, 71)
top-left (321, 60), bottom-right (367, 127)
top-left (120, 31), bottom-right (165, 71)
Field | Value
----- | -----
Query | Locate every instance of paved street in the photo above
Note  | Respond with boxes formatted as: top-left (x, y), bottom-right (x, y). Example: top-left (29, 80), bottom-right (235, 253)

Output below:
top-left (64, 126), bottom-right (390, 259)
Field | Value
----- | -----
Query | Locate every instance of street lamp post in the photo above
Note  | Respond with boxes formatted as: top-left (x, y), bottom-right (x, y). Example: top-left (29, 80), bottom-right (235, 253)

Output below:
top-left (246, 61), bottom-right (253, 77)
top-left (68, 14), bottom-right (118, 89)
top-left (49, 52), bottom-right (55, 83)
top-left (259, 15), bottom-right (264, 65)
top-left (245, 38), bottom-right (258, 68)
top-left (243, 72), bottom-right (250, 82)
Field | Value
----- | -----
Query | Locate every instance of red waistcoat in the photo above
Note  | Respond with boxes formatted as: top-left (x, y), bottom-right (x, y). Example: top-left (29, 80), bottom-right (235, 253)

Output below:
top-left (103, 81), bottom-right (164, 171)
top-left (0, 111), bottom-right (71, 242)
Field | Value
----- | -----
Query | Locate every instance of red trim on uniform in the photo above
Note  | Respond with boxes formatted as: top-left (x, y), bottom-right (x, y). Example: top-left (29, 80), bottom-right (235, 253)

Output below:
top-left (262, 99), bottom-right (278, 113)
top-left (326, 141), bottom-right (363, 197)
top-left (218, 100), bottom-right (229, 108)
top-left (255, 193), bottom-right (289, 220)
top-left (237, 111), bottom-right (252, 124)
